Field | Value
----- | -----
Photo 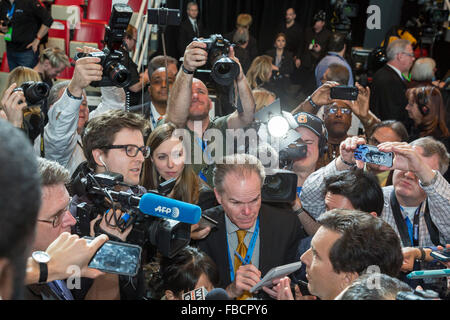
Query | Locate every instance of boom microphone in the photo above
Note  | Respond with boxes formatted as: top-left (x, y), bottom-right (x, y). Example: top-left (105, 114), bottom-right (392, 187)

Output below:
top-left (139, 192), bottom-right (201, 224)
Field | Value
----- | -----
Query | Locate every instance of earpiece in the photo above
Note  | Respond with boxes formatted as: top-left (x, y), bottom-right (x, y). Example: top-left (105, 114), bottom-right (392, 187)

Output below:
top-left (99, 156), bottom-right (109, 171)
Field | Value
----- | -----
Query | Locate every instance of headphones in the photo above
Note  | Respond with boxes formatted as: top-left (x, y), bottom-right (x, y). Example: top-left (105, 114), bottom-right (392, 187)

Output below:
top-left (416, 86), bottom-right (433, 116)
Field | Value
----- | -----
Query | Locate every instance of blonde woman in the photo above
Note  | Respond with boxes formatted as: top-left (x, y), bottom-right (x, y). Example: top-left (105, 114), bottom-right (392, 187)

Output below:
top-left (246, 55), bottom-right (274, 90)
top-left (1, 66), bottom-right (45, 140)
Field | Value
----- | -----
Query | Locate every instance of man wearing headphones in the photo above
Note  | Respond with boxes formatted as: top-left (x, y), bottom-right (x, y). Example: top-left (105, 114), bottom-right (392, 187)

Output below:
top-left (290, 112), bottom-right (328, 237)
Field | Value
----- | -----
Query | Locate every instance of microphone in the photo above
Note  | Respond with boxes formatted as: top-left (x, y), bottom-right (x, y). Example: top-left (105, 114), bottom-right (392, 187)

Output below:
top-left (205, 288), bottom-right (230, 300)
top-left (138, 192), bottom-right (201, 224)
top-left (183, 287), bottom-right (207, 300)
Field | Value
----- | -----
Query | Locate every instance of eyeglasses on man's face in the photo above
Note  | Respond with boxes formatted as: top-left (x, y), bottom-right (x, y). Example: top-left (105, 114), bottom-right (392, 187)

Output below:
top-left (100, 144), bottom-right (151, 158)
top-left (325, 106), bottom-right (352, 115)
top-left (401, 51), bottom-right (415, 58)
top-left (37, 197), bottom-right (72, 228)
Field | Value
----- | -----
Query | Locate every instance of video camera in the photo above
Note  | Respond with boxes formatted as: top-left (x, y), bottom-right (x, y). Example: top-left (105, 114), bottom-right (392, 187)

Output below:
top-left (12, 81), bottom-right (50, 106)
top-left (405, 0), bottom-right (449, 45)
top-left (193, 34), bottom-right (240, 86)
top-left (74, 4), bottom-right (133, 88)
top-left (71, 171), bottom-right (193, 258)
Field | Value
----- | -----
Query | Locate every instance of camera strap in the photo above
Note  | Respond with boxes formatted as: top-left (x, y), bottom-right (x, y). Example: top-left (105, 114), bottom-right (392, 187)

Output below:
top-left (229, 81), bottom-right (243, 114)
top-left (390, 191), bottom-right (441, 247)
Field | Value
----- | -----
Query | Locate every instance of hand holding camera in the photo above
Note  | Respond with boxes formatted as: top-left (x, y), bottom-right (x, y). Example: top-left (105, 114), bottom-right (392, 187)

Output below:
top-left (190, 34), bottom-right (241, 85)
top-left (338, 136), bottom-right (367, 170)
top-left (69, 47), bottom-right (103, 97)
top-left (309, 81), bottom-right (341, 107)
top-left (183, 40), bottom-right (208, 73)
top-left (377, 142), bottom-right (435, 182)
top-left (341, 82), bottom-right (370, 120)
top-left (1, 83), bottom-right (27, 128)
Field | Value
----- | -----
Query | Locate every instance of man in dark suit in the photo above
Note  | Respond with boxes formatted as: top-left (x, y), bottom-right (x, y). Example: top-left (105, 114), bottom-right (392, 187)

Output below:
top-left (177, 1), bottom-right (204, 59)
top-left (370, 39), bottom-right (415, 130)
top-left (197, 154), bottom-right (304, 300)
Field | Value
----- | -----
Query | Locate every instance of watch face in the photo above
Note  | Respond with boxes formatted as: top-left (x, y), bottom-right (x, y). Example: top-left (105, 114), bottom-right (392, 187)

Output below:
top-left (32, 251), bottom-right (50, 263)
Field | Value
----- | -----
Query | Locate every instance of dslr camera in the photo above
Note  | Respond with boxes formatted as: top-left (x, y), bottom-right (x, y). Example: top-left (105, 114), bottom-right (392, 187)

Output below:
top-left (75, 49), bottom-right (131, 87)
top-left (12, 81), bottom-right (50, 105)
top-left (193, 34), bottom-right (240, 86)
top-left (74, 4), bottom-right (133, 87)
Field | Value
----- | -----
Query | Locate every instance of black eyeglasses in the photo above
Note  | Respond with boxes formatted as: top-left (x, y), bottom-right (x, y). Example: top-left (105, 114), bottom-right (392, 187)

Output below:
top-left (37, 197), bottom-right (72, 228)
top-left (100, 144), bottom-right (150, 158)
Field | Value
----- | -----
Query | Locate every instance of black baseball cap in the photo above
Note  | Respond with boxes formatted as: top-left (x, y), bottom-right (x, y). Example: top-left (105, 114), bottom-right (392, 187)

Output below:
top-left (293, 112), bottom-right (326, 139)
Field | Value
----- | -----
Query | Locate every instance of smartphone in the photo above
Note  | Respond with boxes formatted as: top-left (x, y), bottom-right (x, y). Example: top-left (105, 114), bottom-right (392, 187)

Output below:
top-left (84, 237), bottom-right (142, 277)
top-left (354, 144), bottom-right (393, 167)
top-left (198, 214), bottom-right (218, 229)
top-left (148, 8), bottom-right (181, 26)
top-left (330, 85), bottom-right (359, 100)
top-left (430, 249), bottom-right (450, 262)
top-left (407, 269), bottom-right (450, 279)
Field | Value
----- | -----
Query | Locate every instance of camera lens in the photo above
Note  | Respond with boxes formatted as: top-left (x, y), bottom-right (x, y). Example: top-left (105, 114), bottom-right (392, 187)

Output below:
top-left (211, 56), bottom-right (239, 86)
top-left (23, 82), bottom-right (50, 105)
top-left (107, 63), bottom-right (131, 87)
top-left (216, 63), bottom-right (231, 75)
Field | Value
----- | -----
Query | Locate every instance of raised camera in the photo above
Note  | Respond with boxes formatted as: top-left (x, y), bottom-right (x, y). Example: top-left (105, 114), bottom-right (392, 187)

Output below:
top-left (75, 49), bottom-right (131, 87)
top-left (194, 34), bottom-right (240, 86)
top-left (12, 81), bottom-right (50, 105)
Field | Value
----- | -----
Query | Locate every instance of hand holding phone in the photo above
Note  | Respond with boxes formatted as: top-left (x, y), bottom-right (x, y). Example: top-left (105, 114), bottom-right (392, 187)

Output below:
top-left (354, 144), bottom-right (393, 167)
top-left (84, 237), bottom-right (141, 277)
top-left (430, 249), bottom-right (450, 262)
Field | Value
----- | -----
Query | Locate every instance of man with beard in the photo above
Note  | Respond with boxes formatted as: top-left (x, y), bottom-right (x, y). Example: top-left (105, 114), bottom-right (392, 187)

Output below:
top-left (165, 40), bottom-right (256, 186)
top-left (316, 101), bottom-right (352, 168)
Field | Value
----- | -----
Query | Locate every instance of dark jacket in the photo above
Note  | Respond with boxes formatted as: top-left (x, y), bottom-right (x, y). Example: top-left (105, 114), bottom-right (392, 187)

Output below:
top-left (277, 22), bottom-right (303, 57)
top-left (265, 48), bottom-right (294, 77)
top-left (0, 0), bottom-right (53, 51)
top-left (197, 203), bottom-right (304, 290)
top-left (177, 18), bottom-right (205, 58)
top-left (370, 64), bottom-right (412, 130)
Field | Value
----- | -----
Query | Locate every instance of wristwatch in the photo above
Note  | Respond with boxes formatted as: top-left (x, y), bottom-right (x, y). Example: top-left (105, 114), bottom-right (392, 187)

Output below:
top-left (32, 251), bottom-right (51, 284)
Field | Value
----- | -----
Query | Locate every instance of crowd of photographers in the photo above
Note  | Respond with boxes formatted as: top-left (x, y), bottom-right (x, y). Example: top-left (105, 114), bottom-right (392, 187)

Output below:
top-left (0, 2), bottom-right (450, 301)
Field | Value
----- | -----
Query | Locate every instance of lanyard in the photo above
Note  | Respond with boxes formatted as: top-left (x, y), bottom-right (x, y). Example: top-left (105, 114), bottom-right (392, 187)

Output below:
top-left (403, 203), bottom-right (423, 247)
top-left (7, 3), bottom-right (15, 19)
top-left (227, 217), bottom-right (259, 283)
top-left (296, 186), bottom-right (302, 198)
top-left (390, 191), bottom-right (426, 247)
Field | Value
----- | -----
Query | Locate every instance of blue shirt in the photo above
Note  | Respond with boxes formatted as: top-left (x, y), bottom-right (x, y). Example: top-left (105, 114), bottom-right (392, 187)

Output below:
top-left (315, 52), bottom-right (354, 88)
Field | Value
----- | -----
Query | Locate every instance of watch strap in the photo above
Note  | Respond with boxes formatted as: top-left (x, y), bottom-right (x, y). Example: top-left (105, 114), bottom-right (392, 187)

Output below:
top-left (307, 95), bottom-right (319, 110)
top-left (38, 262), bottom-right (48, 284)
top-left (181, 64), bottom-right (195, 75)
top-left (66, 87), bottom-right (82, 100)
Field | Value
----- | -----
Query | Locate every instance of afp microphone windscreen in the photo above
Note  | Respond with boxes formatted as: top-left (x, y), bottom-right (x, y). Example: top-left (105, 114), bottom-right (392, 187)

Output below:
top-left (139, 192), bottom-right (201, 224)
